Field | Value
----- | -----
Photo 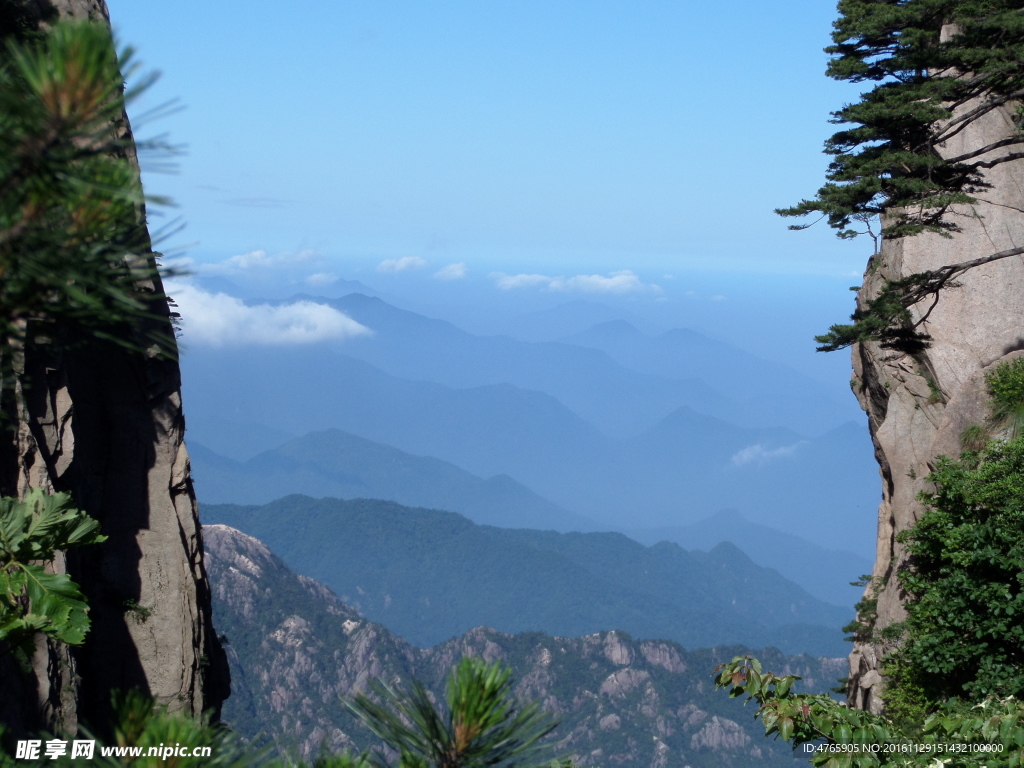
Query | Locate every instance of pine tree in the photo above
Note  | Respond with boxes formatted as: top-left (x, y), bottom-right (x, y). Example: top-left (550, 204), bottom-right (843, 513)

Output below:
top-left (780, 0), bottom-right (1024, 352)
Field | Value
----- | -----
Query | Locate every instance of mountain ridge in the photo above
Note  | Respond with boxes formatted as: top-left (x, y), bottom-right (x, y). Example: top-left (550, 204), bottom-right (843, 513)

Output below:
top-left (202, 495), bottom-right (852, 656)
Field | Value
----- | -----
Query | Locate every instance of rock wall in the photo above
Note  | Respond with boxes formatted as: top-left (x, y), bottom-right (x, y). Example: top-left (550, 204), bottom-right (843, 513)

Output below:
top-left (847, 93), bottom-right (1024, 712)
top-left (0, 0), bottom-right (227, 736)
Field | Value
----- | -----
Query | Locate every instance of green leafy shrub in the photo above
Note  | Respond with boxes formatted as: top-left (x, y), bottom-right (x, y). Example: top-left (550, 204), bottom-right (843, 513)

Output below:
top-left (888, 436), bottom-right (1024, 708)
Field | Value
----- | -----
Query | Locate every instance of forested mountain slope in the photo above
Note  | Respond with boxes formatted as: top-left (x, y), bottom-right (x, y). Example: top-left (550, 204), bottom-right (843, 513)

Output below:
top-left (203, 496), bottom-right (851, 656)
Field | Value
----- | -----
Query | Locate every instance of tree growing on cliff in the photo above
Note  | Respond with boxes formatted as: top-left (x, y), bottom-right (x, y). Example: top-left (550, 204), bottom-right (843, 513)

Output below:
top-left (778, 0), bottom-right (1024, 353)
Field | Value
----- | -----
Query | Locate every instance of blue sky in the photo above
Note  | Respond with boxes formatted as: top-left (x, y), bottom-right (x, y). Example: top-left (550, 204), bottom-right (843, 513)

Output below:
top-left (106, 0), bottom-right (871, 380)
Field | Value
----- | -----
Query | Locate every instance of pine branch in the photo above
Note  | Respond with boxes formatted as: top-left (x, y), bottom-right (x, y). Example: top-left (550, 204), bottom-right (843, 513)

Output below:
top-left (817, 244), bottom-right (1024, 353)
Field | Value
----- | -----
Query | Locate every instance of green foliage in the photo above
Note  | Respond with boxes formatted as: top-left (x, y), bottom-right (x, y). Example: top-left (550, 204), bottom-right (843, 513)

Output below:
top-left (783, 1), bottom-right (1024, 352)
top-left (715, 655), bottom-right (1024, 766)
top-left (307, 756), bottom-right (374, 768)
top-left (842, 575), bottom-right (880, 644)
top-left (814, 276), bottom-right (933, 353)
top-left (0, 20), bottom-right (175, 382)
top-left (715, 655), bottom-right (895, 766)
top-left (122, 598), bottom-right (152, 625)
top-left (780, 0), bottom-right (1024, 240)
top-left (888, 436), bottom-right (1024, 707)
top-left (0, 489), bottom-right (105, 660)
top-left (876, 651), bottom-right (930, 733)
top-left (96, 690), bottom-right (256, 768)
top-left (347, 657), bottom-right (559, 768)
top-left (986, 358), bottom-right (1024, 437)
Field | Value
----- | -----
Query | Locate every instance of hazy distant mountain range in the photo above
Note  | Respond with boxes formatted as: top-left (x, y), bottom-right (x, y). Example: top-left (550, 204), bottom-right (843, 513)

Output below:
top-left (328, 292), bottom-right (854, 436)
top-left (203, 495), bottom-right (853, 656)
top-left (180, 292), bottom-right (878, 551)
top-left (324, 292), bottom-right (734, 437)
top-left (189, 429), bottom-right (594, 531)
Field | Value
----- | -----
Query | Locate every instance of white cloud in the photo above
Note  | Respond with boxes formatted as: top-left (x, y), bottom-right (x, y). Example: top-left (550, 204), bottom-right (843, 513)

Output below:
top-left (493, 272), bottom-right (552, 290)
top-left (551, 270), bottom-right (659, 295)
top-left (200, 249), bottom-right (320, 275)
top-left (170, 285), bottom-right (370, 347)
top-left (306, 272), bottom-right (338, 286)
top-left (221, 249), bottom-right (271, 270)
top-left (492, 269), bottom-right (661, 295)
top-left (434, 262), bottom-right (468, 281)
top-left (731, 441), bottom-right (808, 467)
top-left (710, 294), bottom-right (726, 301)
top-left (377, 256), bottom-right (427, 273)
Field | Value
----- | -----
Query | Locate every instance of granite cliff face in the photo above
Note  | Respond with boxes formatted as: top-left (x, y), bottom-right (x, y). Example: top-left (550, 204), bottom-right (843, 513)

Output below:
top-left (206, 523), bottom-right (845, 768)
top-left (0, 0), bottom-right (227, 735)
top-left (848, 91), bottom-right (1024, 712)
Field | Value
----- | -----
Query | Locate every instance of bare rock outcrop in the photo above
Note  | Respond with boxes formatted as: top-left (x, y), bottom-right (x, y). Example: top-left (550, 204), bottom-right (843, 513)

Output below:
top-left (848, 90), bottom-right (1024, 712)
top-left (689, 716), bottom-right (750, 751)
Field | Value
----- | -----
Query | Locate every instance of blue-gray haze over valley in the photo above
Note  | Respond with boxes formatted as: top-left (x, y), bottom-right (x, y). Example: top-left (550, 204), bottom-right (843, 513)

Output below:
top-left (182, 283), bottom-right (877, 610)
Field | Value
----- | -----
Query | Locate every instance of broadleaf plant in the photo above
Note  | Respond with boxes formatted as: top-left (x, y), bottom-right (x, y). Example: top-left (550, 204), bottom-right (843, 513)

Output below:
top-left (715, 655), bottom-right (1024, 767)
top-left (0, 489), bottom-right (106, 660)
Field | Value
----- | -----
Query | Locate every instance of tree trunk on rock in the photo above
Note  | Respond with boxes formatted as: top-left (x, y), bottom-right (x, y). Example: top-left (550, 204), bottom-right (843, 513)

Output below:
top-left (848, 92), bottom-right (1024, 714)
top-left (0, 0), bottom-right (228, 737)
